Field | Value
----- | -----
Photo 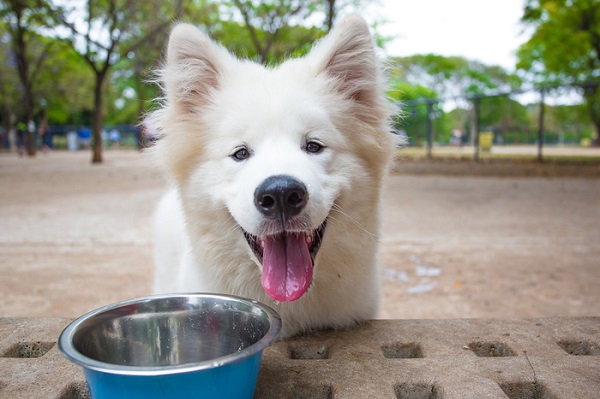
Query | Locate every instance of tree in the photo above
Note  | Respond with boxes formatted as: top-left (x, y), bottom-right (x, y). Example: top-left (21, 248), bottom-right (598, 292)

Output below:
top-left (0, 0), bottom-right (54, 156)
top-left (324, 0), bottom-right (373, 32)
top-left (518, 0), bottom-right (600, 145)
top-left (0, 25), bottom-right (20, 149)
top-left (37, 40), bottom-right (94, 125)
top-left (226, 0), bottom-right (324, 64)
top-left (47, 0), bottom-right (183, 163)
top-left (1, 16), bottom-right (94, 151)
top-left (223, 0), bottom-right (379, 64)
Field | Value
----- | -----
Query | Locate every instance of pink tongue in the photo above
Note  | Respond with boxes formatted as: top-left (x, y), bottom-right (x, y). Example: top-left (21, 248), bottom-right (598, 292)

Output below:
top-left (261, 232), bottom-right (313, 302)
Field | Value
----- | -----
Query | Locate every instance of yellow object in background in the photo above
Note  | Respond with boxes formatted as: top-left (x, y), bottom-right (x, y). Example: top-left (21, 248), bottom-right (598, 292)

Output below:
top-left (479, 132), bottom-right (494, 152)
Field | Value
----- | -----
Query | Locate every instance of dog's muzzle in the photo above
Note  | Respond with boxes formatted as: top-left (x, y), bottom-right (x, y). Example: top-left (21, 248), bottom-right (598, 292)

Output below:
top-left (243, 175), bottom-right (327, 302)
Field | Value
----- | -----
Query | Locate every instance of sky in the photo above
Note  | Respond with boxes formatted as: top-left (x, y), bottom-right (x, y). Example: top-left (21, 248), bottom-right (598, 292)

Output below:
top-left (362, 0), bottom-right (528, 71)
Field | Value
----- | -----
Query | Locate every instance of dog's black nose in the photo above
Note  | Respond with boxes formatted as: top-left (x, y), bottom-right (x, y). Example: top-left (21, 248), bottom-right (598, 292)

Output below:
top-left (254, 175), bottom-right (308, 222)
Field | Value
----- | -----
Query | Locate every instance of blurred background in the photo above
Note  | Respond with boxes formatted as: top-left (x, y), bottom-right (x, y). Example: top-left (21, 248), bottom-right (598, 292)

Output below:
top-left (1, 0), bottom-right (599, 163)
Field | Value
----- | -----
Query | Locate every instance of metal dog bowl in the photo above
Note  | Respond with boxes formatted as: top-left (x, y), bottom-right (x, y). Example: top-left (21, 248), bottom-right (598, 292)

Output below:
top-left (58, 293), bottom-right (281, 399)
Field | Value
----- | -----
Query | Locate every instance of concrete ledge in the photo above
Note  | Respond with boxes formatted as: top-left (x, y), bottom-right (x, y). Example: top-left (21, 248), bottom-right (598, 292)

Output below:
top-left (1, 317), bottom-right (598, 398)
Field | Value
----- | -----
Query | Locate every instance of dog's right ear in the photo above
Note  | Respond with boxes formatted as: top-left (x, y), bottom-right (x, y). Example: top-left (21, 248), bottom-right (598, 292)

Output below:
top-left (162, 24), bottom-right (232, 110)
top-left (304, 16), bottom-right (390, 128)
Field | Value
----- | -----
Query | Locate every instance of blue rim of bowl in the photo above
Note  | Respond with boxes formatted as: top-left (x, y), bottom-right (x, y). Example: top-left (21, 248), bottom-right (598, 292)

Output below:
top-left (58, 293), bottom-right (282, 376)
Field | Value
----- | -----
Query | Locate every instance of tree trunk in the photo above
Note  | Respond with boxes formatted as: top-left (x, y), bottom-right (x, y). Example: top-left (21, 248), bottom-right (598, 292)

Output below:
top-left (468, 105), bottom-right (476, 146)
top-left (583, 86), bottom-right (600, 146)
top-left (1, 106), bottom-right (11, 150)
top-left (24, 89), bottom-right (36, 157)
top-left (12, 10), bottom-right (36, 157)
top-left (326, 0), bottom-right (335, 31)
top-left (591, 119), bottom-right (600, 147)
top-left (91, 72), bottom-right (106, 163)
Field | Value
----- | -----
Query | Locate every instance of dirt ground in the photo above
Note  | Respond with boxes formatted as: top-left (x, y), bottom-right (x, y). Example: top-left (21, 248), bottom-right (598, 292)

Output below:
top-left (1, 150), bottom-right (599, 321)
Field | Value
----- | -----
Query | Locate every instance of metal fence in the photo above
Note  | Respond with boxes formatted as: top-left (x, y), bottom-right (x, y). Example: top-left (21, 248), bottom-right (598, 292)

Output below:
top-left (396, 81), bottom-right (599, 162)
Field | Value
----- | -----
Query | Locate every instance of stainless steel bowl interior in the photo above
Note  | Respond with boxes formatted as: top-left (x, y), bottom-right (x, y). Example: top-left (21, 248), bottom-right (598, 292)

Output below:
top-left (60, 294), bottom-right (280, 372)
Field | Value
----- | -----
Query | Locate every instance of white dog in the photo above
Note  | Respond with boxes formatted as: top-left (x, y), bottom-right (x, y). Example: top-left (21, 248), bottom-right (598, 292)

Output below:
top-left (149, 16), bottom-right (396, 338)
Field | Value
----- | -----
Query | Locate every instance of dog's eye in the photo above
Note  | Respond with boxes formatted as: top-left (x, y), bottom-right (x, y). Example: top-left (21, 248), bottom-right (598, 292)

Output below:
top-left (305, 141), bottom-right (325, 154)
top-left (231, 147), bottom-right (251, 161)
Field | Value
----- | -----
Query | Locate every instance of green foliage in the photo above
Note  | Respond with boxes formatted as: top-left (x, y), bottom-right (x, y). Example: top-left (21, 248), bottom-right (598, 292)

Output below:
top-left (388, 81), bottom-right (437, 103)
top-left (0, 1), bottom-right (55, 118)
top-left (210, 19), bottom-right (325, 64)
top-left (479, 97), bottom-right (530, 131)
top-left (546, 103), bottom-right (595, 140)
top-left (37, 38), bottom-right (94, 124)
top-left (387, 80), bottom-right (442, 145)
top-left (518, 0), bottom-right (599, 83)
top-left (4, 29), bottom-right (132, 127)
top-left (223, 0), bottom-right (326, 64)
top-left (518, 0), bottom-right (600, 141)
top-left (0, 26), bottom-right (21, 121)
top-left (391, 54), bottom-right (520, 98)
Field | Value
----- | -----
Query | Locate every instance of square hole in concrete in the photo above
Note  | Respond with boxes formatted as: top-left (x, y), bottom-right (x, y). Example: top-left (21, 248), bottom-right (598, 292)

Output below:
top-left (59, 382), bottom-right (91, 399)
top-left (499, 381), bottom-right (557, 399)
top-left (289, 344), bottom-right (330, 359)
top-left (395, 383), bottom-right (441, 399)
top-left (468, 341), bottom-right (515, 357)
top-left (291, 383), bottom-right (333, 399)
top-left (557, 340), bottom-right (600, 356)
top-left (1, 341), bottom-right (55, 358)
top-left (382, 342), bottom-right (423, 359)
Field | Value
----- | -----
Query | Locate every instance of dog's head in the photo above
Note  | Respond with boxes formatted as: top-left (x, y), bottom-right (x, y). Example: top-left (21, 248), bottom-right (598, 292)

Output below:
top-left (148, 16), bottom-right (395, 302)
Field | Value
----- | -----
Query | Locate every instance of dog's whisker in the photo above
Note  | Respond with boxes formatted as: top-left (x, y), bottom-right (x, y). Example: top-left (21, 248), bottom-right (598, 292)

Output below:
top-left (330, 203), bottom-right (379, 242)
top-left (222, 214), bottom-right (243, 240)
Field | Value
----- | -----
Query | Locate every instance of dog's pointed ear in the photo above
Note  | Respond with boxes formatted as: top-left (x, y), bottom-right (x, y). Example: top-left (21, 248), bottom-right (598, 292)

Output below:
top-left (163, 23), bottom-right (231, 110)
top-left (308, 16), bottom-right (383, 113)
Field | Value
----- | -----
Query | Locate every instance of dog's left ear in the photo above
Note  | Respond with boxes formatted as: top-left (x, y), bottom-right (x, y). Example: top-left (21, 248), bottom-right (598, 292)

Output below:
top-left (307, 16), bottom-right (383, 118)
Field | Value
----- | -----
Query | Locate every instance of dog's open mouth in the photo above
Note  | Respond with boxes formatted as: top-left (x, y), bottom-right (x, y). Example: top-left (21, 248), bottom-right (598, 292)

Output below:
top-left (243, 221), bottom-right (326, 302)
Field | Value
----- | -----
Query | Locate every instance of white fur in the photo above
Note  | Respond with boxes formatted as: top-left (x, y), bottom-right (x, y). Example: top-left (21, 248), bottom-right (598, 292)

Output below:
top-left (149, 16), bottom-right (396, 338)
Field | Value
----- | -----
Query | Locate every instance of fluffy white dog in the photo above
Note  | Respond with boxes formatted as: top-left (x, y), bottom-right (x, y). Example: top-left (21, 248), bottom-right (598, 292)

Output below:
top-left (149, 16), bottom-right (396, 338)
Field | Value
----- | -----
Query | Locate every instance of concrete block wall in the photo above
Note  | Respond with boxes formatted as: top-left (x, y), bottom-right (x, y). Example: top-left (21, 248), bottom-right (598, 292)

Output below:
top-left (1, 317), bottom-right (598, 398)
top-left (0, 318), bottom-right (86, 399)
top-left (257, 318), bottom-right (600, 398)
